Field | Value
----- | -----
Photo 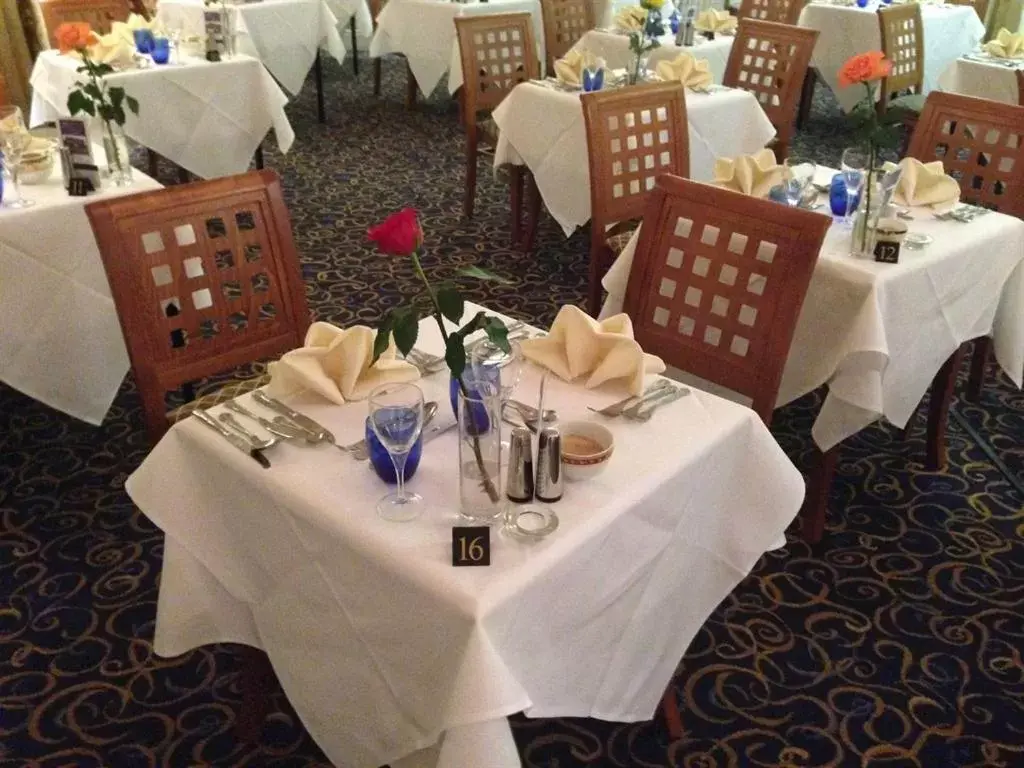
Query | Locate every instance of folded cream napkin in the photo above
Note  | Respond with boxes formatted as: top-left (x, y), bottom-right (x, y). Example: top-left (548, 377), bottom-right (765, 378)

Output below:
top-left (267, 322), bottom-right (421, 404)
top-left (712, 148), bottom-right (784, 198)
top-left (983, 28), bottom-right (1024, 59)
top-left (892, 157), bottom-right (960, 209)
top-left (614, 6), bottom-right (648, 32)
top-left (554, 49), bottom-right (603, 87)
top-left (654, 52), bottom-right (713, 90)
top-left (519, 305), bottom-right (665, 396)
top-left (694, 9), bottom-right (736, 34)
top-left (86, 32), bottom-right (137, 66)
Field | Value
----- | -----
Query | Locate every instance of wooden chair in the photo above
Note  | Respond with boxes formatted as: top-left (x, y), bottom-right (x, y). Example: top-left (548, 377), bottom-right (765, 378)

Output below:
top-left (84, 170), bottom-right (311, 446)
top-left (0, 72), bottom-right (7, 106)
top-left (39, 0), bottom-right (133, 47)
top-left (947, 0), bottom-right (990, 24)
top-left (906, 92), bottom-right (1024, 416)
top-left (723, 20), bottom-right (818, 162)
top-left (370, 0), bottom-right (418, 109)
top-left (454, 13), bottom-right (540, 220)
top-left (580, 82), bottom-right (690, 315)
top-left (877, 4), bottom-right (925, 118)
top-left (1018, 69), bottom-right (1024, 105)
top-left (738, 0), bottom-right (806, 26)
top-left (540, 0), bottom-right (596, 74)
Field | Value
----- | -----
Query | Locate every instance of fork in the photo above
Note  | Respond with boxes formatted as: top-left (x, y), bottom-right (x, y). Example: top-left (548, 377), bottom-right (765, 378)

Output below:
top-left (588, 379), bottom-right (673, 417)
top-left (626, 387), bottom-right (690, 422)
top-left (621, 385), bottom-right (684, 420)
top-left (219, 412), bottom-right (282, 451)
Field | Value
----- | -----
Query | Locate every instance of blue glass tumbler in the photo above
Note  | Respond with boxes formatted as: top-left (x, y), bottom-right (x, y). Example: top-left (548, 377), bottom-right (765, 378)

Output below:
top-left (366, 412), bottom-right (423, 484)
top-left (133, 29), bottom-right (154, 54)
top-left (449, 368), bottom-right (499, 432)
top-left (829, 174), bottom-right (860, 218)
top-left (669, 11), bottom-right (680, 34)
top-left (151, 37), bottom-right (171, 64)
top-left (582, 67), bottom-right (604, 92)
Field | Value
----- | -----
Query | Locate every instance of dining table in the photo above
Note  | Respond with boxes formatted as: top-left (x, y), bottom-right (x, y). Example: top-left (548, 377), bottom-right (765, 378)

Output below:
top-left (29, 51), bottom-right (295, 180)
top-left (126, 303), bottom-right (807, 768)
top-left (491, 80), bottom-right (776, 235)
top-left (570, 29), bottom-right (734, 84)
top-left (0, 151), bottom-right (162, 425)
top-left (937, 53), bottom-right (1024, 105)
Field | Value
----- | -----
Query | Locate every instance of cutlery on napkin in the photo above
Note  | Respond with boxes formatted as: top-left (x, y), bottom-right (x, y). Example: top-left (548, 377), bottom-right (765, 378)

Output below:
top-left (654, 53), bottom-right (714, 91)
top-left (553, 49), bottom-right (604, 88)
top-left (519, 305), bottom-right (665, 396)
top-left (267, 322), bottom-right (420, 404)
top-left (712, 149), bottom-right (784, 198)
top-left (983, 28), bottom-right (1024, 59)
top-left (694, 9), bottom-right (736, 34)
top-left (891, 157), bottom-right (960, 210)
top-left (614, 6), bottom-right (648, 32)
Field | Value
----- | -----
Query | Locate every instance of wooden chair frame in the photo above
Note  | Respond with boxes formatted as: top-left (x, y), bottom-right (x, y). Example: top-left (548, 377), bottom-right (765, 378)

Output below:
top-left (85, 170), bottom-right (310, 445)
top-left (947, 0), bottom-right (990, 24)
top-left (877, 3), bottom-right (924, 115)
top-left (723, 19), bottom-right (818, 161)
top-left (738, 0), bottom-right (806, 26)
top-left (581, 82), bottom-right (690, 314)
top-left (39, 0), bottom-right (133, 47)
top-left (540, 0), bottom-right (596, 74)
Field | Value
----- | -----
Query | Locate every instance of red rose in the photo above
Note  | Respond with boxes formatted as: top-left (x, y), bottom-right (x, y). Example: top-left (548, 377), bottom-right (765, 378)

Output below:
top-left (367, 208), bottom-right (423, 256)
top-left (838, 51), bottom-right (891, 88)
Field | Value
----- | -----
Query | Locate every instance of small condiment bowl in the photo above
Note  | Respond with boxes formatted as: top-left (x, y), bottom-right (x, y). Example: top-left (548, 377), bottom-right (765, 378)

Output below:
top-left (560, 420), bottom-right (614, 482)
top-left (18, 139), bottom-right (57, 185)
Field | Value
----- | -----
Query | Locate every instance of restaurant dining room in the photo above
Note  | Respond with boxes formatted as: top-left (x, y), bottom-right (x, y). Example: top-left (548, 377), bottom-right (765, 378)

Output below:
top-left (1, 0), bottom-right (1022, 765)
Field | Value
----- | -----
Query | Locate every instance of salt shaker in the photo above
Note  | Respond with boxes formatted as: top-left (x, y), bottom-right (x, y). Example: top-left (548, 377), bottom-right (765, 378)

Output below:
top-left (535, 427), bottom-right (563, 503)
top-left (506, 427), bottom-right (535, 503)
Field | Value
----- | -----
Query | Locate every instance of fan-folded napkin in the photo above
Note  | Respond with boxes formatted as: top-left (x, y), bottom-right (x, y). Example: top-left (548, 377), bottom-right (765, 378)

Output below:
top-left (712, 149), bottom-right (783, 197)
top-left (267, 322), bottom-right (420, 404)
top-left (892, 157), bottom-right (960, 209)
top-left (519, 305), bottom-right (665, 396)
top-left (694, 9), bottom-right (736, 34)
top-left (655, 53), bottom-right (713, 90)
top-left (554, 50), bottom-right (603, 87)
top-left (614, 6), bottom-right (648, 32)
top-left (983, 28), bottom-right (1024, 59)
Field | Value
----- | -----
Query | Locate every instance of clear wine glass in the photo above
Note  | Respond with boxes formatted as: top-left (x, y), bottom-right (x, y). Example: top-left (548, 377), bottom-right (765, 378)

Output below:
top-left (470, 340), bottom-right (523, 451)
top-left (0, 106), bottom-right (34, 209)
top-left (783, 158), bottom-right (817, 207)
top-left (368, 382), bottom-right (425, 521)
top-left (841, 147), bottom-right (868, 227)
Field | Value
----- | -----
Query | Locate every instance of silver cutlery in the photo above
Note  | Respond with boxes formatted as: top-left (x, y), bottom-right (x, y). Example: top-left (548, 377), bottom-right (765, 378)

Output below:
top-left (626, 386), bottom-right (690, 422)
top-left (218, 412), bottom-right (281, 452)
top-left (252, 391), bottom-right (332, 442)
top-left (193, 409), bottom-right (271, 468)
top-left (405, 348), bottom-right (447, 375)
top-left (588, 379), bottom-right (673, 417)
top-left (621, 384), bottom-right (685, 420)
top-left (224, 400), bottom-right (312, 441)
top-left (507, 399), bottom-right (557, 423)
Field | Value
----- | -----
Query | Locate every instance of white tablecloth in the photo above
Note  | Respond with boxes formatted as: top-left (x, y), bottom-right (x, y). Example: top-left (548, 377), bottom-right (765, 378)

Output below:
top-left (601, 190), bottom-right (1024, 450)
top-left (156, 0), bottom-right (347, 95)
top-left (0, 158), bottom-right (161, 424)
top-left (369, 0), bottom-right (546, 97)
top-left (937, 55), bottom-right (1024, 105)
top-left (571, 30), bottom-right (734, 84)
top-left (128, 304), bottom-right (805, 768)
top-left (491, 82), bottom-right (776, 235)
top-left (326, 0), bottom-right (374, 38)
top-left (30, 52), bottom-right (295, 180)
top-left (797, 2), bottom-right (986, 113)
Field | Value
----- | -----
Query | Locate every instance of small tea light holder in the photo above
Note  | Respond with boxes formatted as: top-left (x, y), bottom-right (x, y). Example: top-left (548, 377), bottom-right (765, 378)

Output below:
top-left (873, 217), bottom-right (908, 263)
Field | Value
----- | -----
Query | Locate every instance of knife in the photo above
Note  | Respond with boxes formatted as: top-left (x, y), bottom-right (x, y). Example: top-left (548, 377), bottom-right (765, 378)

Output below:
top-left (193, 409), bottom-right (272, 468)
top-left (252, 390), bottom-right (332, 440)
top-left (630, 387), bottom-right (690, 421)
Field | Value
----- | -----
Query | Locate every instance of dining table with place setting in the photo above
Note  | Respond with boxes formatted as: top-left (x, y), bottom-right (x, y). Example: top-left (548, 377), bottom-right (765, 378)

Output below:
top-left (937, 27), bottom-right (1024, 105)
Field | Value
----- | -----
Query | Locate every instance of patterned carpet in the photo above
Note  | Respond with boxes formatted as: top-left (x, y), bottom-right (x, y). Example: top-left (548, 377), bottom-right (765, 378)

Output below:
top-left (1, 55), bottom-right (1023, 768)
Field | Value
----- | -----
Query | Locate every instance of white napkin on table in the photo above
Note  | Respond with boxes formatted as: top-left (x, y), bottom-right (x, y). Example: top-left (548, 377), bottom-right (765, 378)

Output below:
top-left (694, 9), bottom-right (736, 34)
top-left (712, 148), bottom-right (784, 198)
top-left (892, 157), bottom-right (961, 209)
top-left (519, 305), bottom-right (665, 396)
top-left (655, 53), bottom-right (714, 90)
top-left (267, 322), bottom-right (421, 404)
top-left (983, 28), bottom-right (1024, 59)
top-left (554, 50), bottom-right (603, 87)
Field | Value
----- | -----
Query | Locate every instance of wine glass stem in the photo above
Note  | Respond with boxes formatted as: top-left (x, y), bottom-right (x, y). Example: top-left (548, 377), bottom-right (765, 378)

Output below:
top-left (391, 451), bottom-right (409, 502)
top-left (8, 166), bottom-right (23, 205)
top-left (844, 187), bottom-right (856, 226)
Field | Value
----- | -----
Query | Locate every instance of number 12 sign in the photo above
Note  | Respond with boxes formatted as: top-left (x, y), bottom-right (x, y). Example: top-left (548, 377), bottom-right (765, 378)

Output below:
top-left (452, 526), bottom-right (491, 566)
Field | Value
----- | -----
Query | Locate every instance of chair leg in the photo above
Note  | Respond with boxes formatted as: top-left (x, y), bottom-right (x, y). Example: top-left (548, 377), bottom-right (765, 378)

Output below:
top-left (234, 645), bottom-right (276, 744)
top-left (797, 68), bottom-right (816, 129)
top-left (510, 165), bottom-right (524, 245)
top-left (464, 133), bottom-right (478, 220)
top-left (660, 686), bottom-right (684, 740)
top-left (146, 149), bottom-right (159, 179)
top-left (177, 167), bottom-right (191, 184)
top-left (801, 443), bottom-right (840, 543)
top-left (405, 62), bottom-right (418, 109)
top-left (254, 144), bottom-right (264, 170)
top-left (349, 17), bottom-right (358, 76)
top-left (373, 58), bottom-right (382, 96)
top-left (773, 139), bottom-right (789, 163)
top-left (521, 173), bottom-right (541, 253)
top-left (925, 344), bottom-right (966, 471)
top-left (315, 50), bottom-right (326, 123)
top-left (587, 236), bottom-right (611, 317)
top-left (966, 337), bottom-right (991, 402)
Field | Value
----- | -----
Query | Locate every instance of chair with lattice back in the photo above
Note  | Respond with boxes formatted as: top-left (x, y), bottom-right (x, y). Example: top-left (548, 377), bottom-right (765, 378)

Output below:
top-left (540, 0), bottom-right (596, 74)
top-left (580, 82), bottom-right (690, 315)
top-left (723, 19), bottom-right (818, 162)
top-left (946, 0), bottom-right (989, 24)
top-left (39, 0), bottom-right (132, 46)
top-left (85, 170), bottom-right (311, 446)
top-left (738, 0), bottom-right (805, 26)
top-left (877, 4), bottom-right (925, 115)
top-left (454, 13), bottom-right (540, 221)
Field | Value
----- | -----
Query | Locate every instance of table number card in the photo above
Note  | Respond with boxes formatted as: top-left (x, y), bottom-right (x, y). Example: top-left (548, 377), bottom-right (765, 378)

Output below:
top-left (874, 239), bottom-right (900, 264)
top-left (452, 526), bottom-right (490, 566)
top-left (57, 119), bottom-right (99, 193)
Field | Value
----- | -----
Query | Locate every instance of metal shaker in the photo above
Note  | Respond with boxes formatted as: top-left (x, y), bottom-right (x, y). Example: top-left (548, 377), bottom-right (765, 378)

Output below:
top-left (535, 427), bottom-right (563, 503)
top-left (506, 427), bottom-right (535, 502)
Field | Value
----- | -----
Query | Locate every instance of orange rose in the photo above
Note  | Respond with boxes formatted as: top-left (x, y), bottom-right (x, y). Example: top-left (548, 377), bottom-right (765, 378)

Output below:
top-left (55, 22), bottom-right (94, 54)
top-left (838, 51), bottom-right (891, 88)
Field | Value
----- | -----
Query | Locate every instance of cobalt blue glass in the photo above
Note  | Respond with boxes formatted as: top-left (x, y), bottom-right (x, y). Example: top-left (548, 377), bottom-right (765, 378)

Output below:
top-left (151, 37), bottom-right (171, 64)
top-left (133, 29), bottom-right (155, 54)
top-left (768, 184), bottom-right (788, 205)
top-left (366, 411), bottom-right (423, 484)
top-left (856, 0), bottom-right (869, 7)
top-left (669, 12), bottom-right (680, 34)
top-left (449, 368), bottom-right (498, 433)
top-left (582, 67), bottom-right (604, 92)
top-left (829, 174), bottom-right (860, 217)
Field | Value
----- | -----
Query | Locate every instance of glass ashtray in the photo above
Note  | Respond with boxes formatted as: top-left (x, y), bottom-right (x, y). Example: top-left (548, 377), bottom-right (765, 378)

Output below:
top-left (904, 233), bottom-right (933, 250)
top-left (503, 503), bottom-right (559, 540)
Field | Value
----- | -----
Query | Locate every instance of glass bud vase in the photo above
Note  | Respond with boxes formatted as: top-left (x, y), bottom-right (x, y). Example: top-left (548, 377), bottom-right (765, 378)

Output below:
top-left (102, 121), bottom-right (133, 188)
top-left (456, 379), bottom-right (503, 524)
top-left (851, 177), bottom-right (883, 258)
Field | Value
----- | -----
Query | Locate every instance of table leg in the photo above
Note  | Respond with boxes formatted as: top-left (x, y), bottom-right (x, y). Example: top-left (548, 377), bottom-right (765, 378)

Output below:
top-left (177, 167), bottom-right (191, 185)
top-left (254, 145), bottom-right (264, 170)
top-left (797, 68), bottom-right (817, 129)
top-left (965, 337), bottom-right (991, 402)
top-left (509, 165), bottom-right (524, 245)
top-left (315, 50), bottom-right (327, 124)
top-left (925, 344), bottom-right (966, 471)
top-left (234, 645), bottom-right (276, 744)
top-left (520, 173), bottom-right (541, 253)
top-left (801, 443), bottom-right (839, 543)
top-left (147, 149), bottom-right (159, 179)
top-left (350, 16), bottom-right (359, 76)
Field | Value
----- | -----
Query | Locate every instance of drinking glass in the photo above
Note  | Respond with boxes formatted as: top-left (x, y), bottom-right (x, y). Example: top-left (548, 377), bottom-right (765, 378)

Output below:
top-left (782, 158), bottom-right (817, 207)
top-left (133, 29), bottom-right (154, 54)
top-left (840, 147), bottom-right (868, 227)
top-left (469, 340), bottom-right (523, 404)
top-left (368, 383), bottom-right (425, 521)
top-left (151, 37), bottom-right (171, 65)
top-left (0, 107), bottom-right (34, 209)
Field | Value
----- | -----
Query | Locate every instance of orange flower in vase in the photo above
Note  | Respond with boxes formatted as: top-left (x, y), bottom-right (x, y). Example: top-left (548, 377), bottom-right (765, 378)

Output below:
top-left (55, 22), bottom-right (95, 54)
top-left (838, 51), bottom-right (891, 89)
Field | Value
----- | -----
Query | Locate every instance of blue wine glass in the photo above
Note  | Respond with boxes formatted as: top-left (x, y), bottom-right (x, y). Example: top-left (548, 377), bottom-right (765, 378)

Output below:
top-left (829, 174), bottom-right (850, 217)
top-left (583, 67), bottom-right (604, 92)
top-left (133, 29), bottom-right (155, 54)
top-left (368, 383), bottom-right (425, 521)
top-left (669, 11), bottom-right (680, 34)
top-left (366, 418), bottom-right (422, 484)
top-left (151, 37), bottom-right (171, 64)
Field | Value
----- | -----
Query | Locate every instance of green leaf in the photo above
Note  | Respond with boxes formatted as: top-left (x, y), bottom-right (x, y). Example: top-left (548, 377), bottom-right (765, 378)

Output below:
top-left (435, 285), bottom-right (464, 324)
top-left (392, 310), bottom-right (419, 356)
top-left (445, 335), bottom-right (467, 378)
top-left (481, 317), bottom-right (510, 354)
top-left (371, 314), bottom-right (395, 365)
top-left (109, 87), bottom-right (125, 108)
top-left (67, 90), bottom-right (91, 116)
top-left (455, 310), bottom-right (487, 339)
top-left (83, 82), bottom-right (103, 100)
top-left (125, 95), bottom-right (140, 116)
top-left (93, 63), bottom-right (115, 76)
top-left (457, 265), bottom-right (511, 283)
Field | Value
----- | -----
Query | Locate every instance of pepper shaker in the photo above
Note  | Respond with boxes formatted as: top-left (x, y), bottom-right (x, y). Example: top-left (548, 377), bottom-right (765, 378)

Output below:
top-left (535, 427), bottom-right (563, 503)
top-left (506, 427), bottom-right (535, 503)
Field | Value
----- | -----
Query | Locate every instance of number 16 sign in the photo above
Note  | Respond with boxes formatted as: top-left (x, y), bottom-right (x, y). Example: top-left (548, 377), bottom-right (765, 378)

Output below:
top-left (452, 526), bottom-right (491, 566)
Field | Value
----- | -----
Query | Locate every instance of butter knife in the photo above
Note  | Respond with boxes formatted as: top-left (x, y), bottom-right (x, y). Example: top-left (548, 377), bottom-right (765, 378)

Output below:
top-left (630, 387), bottom-right (690, 422)
top-left (252, 391), bottom-right (332, 440)
top-left (193, 409), bottom-right (272, 468)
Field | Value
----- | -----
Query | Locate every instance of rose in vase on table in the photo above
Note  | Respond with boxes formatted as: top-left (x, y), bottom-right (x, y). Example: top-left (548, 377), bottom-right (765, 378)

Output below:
top-left (624, 0), bottom-right (666, 85)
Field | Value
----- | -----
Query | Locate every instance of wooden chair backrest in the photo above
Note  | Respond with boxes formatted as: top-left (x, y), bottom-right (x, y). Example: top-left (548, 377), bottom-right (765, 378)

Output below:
top-left (85, 170), bottom-right (310, 443)
top-left (907, 91), bottom-right (1024, 218)
top-left (540, 0), bottom-right (596, 73)
top-left (877, 3), bottom-right (924, 112)
top-left (581, 81), bottom-right (690, 236)
top-left (946, 0), bottom-right (989, 24)
top-left (723, 20), bottom-right (818, 150)
top-left (738, 0), bottom-right (805, 26)
top-left (39, 0), bottom-right (133, 47)
top-left (623, 174), bottom-right (830, 425)
top-left (455, 13), bottom-right (539, 119)
top-left (0, 72), bottom-right (7, 106)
